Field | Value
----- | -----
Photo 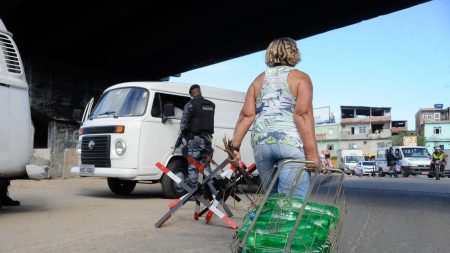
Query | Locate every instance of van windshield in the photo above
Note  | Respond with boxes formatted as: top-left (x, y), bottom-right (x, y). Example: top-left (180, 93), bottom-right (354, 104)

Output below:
top-left (401, 148), bottom-right (429, 158)
top-left (346, 156), bottom-right (365, 163)
top-left (91, 87), bottom-right (149, 119)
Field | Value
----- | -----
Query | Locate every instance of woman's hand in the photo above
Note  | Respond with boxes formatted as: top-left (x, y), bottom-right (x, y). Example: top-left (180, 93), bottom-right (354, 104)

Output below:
top-left (229, 150), bottom-right (241, 168)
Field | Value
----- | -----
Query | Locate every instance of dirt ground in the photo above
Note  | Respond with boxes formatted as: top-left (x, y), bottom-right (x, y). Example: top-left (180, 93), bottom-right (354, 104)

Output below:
top-left (4, 176), bottom-right (449, 253)
top-left (0, 178), bottom-right (247, 253)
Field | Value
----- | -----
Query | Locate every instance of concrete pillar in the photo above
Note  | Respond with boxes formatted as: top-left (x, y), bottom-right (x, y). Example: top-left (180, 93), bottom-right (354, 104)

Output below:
top-left (47, 121), bottom-right (79, 178)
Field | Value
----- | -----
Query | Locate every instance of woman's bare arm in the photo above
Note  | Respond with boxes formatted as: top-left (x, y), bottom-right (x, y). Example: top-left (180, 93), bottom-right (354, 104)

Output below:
top-left (231, 73), bottom-right (263, 148)
top-left (292, 71), bottom-right (320, 164)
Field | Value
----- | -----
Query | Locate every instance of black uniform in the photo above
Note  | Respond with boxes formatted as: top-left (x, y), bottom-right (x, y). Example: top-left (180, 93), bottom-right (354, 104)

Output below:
top-left (180, 96), bottom-right (215, 187)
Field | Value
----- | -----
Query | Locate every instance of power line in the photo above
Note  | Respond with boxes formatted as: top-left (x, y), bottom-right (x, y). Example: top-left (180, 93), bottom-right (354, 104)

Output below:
top-left (391, 84), bottom-right (450, 108)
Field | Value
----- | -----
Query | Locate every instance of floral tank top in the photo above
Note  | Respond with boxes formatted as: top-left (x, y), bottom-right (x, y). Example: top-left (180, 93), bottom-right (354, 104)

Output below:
top-left (251, 66), bottom-right (303, 148)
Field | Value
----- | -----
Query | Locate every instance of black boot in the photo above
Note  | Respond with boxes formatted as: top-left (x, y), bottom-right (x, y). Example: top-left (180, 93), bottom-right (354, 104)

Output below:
top-left (0, 182), bottom-right (20, 206)
top-left (0, 195), bottom-right (20, 206)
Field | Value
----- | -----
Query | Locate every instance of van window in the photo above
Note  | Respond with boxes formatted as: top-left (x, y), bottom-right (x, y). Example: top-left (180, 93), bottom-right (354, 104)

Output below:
top-left (91, 87), bottom-right (149, 118)
top-left (377, 149), bottom-right (385, 159)
top-left (345, 156), bottom-right (364, 163)
top-left (401, 147), bottom-right (429, 158)
top-left (151, 92), bottom-right (190, 119)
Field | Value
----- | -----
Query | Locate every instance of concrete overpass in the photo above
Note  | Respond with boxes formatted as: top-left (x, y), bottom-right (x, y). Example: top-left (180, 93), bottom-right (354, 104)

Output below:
top-left (2, 0), bottom-right (428, 80)
top-left (0, 0), bottom-right (429, 177)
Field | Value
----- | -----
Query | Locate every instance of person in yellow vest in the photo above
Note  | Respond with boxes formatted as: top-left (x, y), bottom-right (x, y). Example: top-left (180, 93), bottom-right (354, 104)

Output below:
top-left (430, 146), bottom-right (447, 176)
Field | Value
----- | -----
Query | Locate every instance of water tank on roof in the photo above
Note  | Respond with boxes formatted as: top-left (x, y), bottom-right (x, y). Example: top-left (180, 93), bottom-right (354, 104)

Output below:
top-left (434, 104), bottom-right (443, 109)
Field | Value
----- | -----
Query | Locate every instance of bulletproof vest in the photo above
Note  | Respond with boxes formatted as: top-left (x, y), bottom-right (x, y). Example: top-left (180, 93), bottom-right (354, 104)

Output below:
top-left (433, 152), bottom-right (444, 160)
top-left (189, 97), bottom-right (215, 135)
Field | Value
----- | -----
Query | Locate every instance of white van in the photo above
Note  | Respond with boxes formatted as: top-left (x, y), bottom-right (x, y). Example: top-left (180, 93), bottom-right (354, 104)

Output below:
top-left (0, 20), bottom-right (34, 179)
top-left (337, 149), bottom-right (365, 174)
top-left (71, 82), bottom-right (253, 198)
top-left (375, 146), bottom-right (431, 177)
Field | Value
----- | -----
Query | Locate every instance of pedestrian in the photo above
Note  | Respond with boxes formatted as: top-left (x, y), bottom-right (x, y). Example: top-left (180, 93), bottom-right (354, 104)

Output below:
top-left (324, 146), bottom-right (332, 168)
top-left (179, 84), bottom-right (215, 189)
top-left (229, 37), bottom-right (320, 199)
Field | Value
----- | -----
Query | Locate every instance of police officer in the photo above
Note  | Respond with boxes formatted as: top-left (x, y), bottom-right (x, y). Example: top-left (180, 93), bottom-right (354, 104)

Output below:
top-left (386, 147), bottom-right (398, 178)
top-left (430, 146), bottom-right (447, 177)
top-left (180, 84), bottom-right (215, 189)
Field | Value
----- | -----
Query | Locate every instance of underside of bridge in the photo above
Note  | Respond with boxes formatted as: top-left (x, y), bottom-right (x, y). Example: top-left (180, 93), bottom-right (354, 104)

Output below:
top-left (2, 0), bottom-right (428, 80)
top-left (0, 0), bottom-right (429, 177)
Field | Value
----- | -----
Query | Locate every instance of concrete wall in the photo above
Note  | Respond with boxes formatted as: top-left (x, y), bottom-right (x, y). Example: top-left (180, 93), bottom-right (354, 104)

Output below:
top-left (47, 121), bottom-right (79, 178)
top-left (22, 54), bottom-right (136, 178)
top-left (24, 55), bottom-right (132, 122)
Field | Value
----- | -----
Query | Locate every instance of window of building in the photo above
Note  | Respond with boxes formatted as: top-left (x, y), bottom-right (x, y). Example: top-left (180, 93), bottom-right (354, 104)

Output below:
top-left (433, 126), bottom-right (442, 135)
top-left (359, 126), bottom-right (366, 134)
top-left (371, 123), bottom-right (384, 133)
top-left (423, 113), bottom-right (432, 120)
top-left (351, 127), bottom-right (355, 135)
top-left (348, 143), bottom-right (356, 149)
top-left (434, 113), bottom-right (441, 121)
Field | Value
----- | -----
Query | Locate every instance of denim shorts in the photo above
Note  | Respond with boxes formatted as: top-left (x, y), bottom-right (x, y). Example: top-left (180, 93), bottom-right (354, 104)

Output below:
top-left (253, 144), bottom-right (310, 199)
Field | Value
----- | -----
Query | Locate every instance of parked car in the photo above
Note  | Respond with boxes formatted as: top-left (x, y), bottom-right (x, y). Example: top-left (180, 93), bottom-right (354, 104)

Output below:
top-left (355, 161), bottom-right (376, 176)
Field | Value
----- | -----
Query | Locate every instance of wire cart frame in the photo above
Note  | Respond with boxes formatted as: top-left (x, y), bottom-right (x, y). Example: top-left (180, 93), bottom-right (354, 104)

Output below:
top-left (231, 160), bottom-right (347, 253)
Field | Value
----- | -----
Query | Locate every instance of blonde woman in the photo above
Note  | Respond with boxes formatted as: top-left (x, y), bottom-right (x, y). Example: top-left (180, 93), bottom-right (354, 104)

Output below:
top-left (230, 37), bottom-right (319, 198)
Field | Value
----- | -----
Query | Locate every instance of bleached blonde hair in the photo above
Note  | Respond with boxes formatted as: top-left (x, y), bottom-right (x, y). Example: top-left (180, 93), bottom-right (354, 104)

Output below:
top-left (265, 37), bottom-right (301, 67)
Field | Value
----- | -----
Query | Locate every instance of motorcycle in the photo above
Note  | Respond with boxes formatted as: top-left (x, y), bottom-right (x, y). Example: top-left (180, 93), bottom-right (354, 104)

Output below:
top-left (428, 159), bottom-right (445, 180)
top-left (434, 159), bottom-right (443, 180)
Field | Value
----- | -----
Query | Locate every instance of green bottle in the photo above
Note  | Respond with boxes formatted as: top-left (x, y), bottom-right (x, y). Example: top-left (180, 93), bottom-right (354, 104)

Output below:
top-left (237, 195), bottom-right (339, 252)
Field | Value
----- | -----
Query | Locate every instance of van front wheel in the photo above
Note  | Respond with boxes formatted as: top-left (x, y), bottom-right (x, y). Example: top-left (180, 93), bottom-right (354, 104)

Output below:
top-left (107, 178), bottom-right (136, 195)
top-left (161, 159), bottom-right (188, 199)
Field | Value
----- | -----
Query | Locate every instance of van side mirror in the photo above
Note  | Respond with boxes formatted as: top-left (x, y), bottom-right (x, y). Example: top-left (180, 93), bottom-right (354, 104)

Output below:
top-left (72, 109), bottom-right (82, 123)
top-left (162, 103), bottom-right (175, 123)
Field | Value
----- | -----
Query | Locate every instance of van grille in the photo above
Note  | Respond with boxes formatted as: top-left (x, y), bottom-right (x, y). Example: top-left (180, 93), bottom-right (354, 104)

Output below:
top-left (81, 135), bottom-right (111, 167)
top-left (0, 33), bottom-right (22, 74)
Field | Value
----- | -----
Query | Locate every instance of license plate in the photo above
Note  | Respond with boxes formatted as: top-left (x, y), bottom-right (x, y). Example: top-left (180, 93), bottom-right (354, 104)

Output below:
top-left (80, 164), bottom-right (95, 176)
top-left (421, 171), bottom-right (429, 175)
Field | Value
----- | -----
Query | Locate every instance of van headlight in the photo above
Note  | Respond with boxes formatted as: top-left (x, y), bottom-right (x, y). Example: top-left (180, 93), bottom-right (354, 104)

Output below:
top-left (76, 140), bottom-right (82, 155)
top-left (114, 139), bottom-right (127, 156)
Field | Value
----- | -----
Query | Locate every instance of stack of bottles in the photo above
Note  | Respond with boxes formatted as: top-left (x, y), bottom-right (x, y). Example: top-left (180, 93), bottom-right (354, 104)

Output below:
top-left (237, 194), bottom-right (339, 253)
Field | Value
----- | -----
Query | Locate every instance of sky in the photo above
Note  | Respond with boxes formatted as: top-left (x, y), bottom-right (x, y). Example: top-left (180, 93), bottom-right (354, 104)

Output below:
top-left (171, 0), bottom-right (450, 131)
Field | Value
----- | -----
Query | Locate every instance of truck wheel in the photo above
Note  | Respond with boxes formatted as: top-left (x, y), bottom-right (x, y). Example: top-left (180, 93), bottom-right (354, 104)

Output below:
top-left (107, 178), bottom-right (136, 195)
top-left (378, 168), bottom-right (385, 177)
top-left (402, 171), bottom-right (410, 177)
top-left (161, 159), bottom-right (188, 199)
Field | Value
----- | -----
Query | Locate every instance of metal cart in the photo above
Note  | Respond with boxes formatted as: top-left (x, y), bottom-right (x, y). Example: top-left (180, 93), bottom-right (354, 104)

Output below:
top-left (231, 160), bottom-right (346, 253)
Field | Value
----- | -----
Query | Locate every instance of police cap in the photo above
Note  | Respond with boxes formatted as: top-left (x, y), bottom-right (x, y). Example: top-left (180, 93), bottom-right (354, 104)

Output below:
top-left (189, 84), bottom-right (200, 95)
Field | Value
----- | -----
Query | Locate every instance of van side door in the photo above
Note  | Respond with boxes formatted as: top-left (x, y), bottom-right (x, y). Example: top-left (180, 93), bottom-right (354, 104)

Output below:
top-left (138, 92), bottom-right (190, 176)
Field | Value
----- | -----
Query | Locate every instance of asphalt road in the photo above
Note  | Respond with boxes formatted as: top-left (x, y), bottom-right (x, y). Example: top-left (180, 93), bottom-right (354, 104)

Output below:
top-left (1, 175), bottom-right (450, 253)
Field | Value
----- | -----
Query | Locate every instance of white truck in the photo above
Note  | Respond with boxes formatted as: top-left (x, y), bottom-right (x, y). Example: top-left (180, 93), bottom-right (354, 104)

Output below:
top-left (0, 18), bottom-right (45, 207)
top-left (337, 149), bottom-right (365, 175)
top-left (375, 146), bottom-right (432, 177)
top-left (71, 82), bottom-right (254, 198)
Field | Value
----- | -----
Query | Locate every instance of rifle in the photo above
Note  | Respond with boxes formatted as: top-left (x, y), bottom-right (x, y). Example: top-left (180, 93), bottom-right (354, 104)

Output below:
top-left (172, 134), bottom-right (184, 154)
